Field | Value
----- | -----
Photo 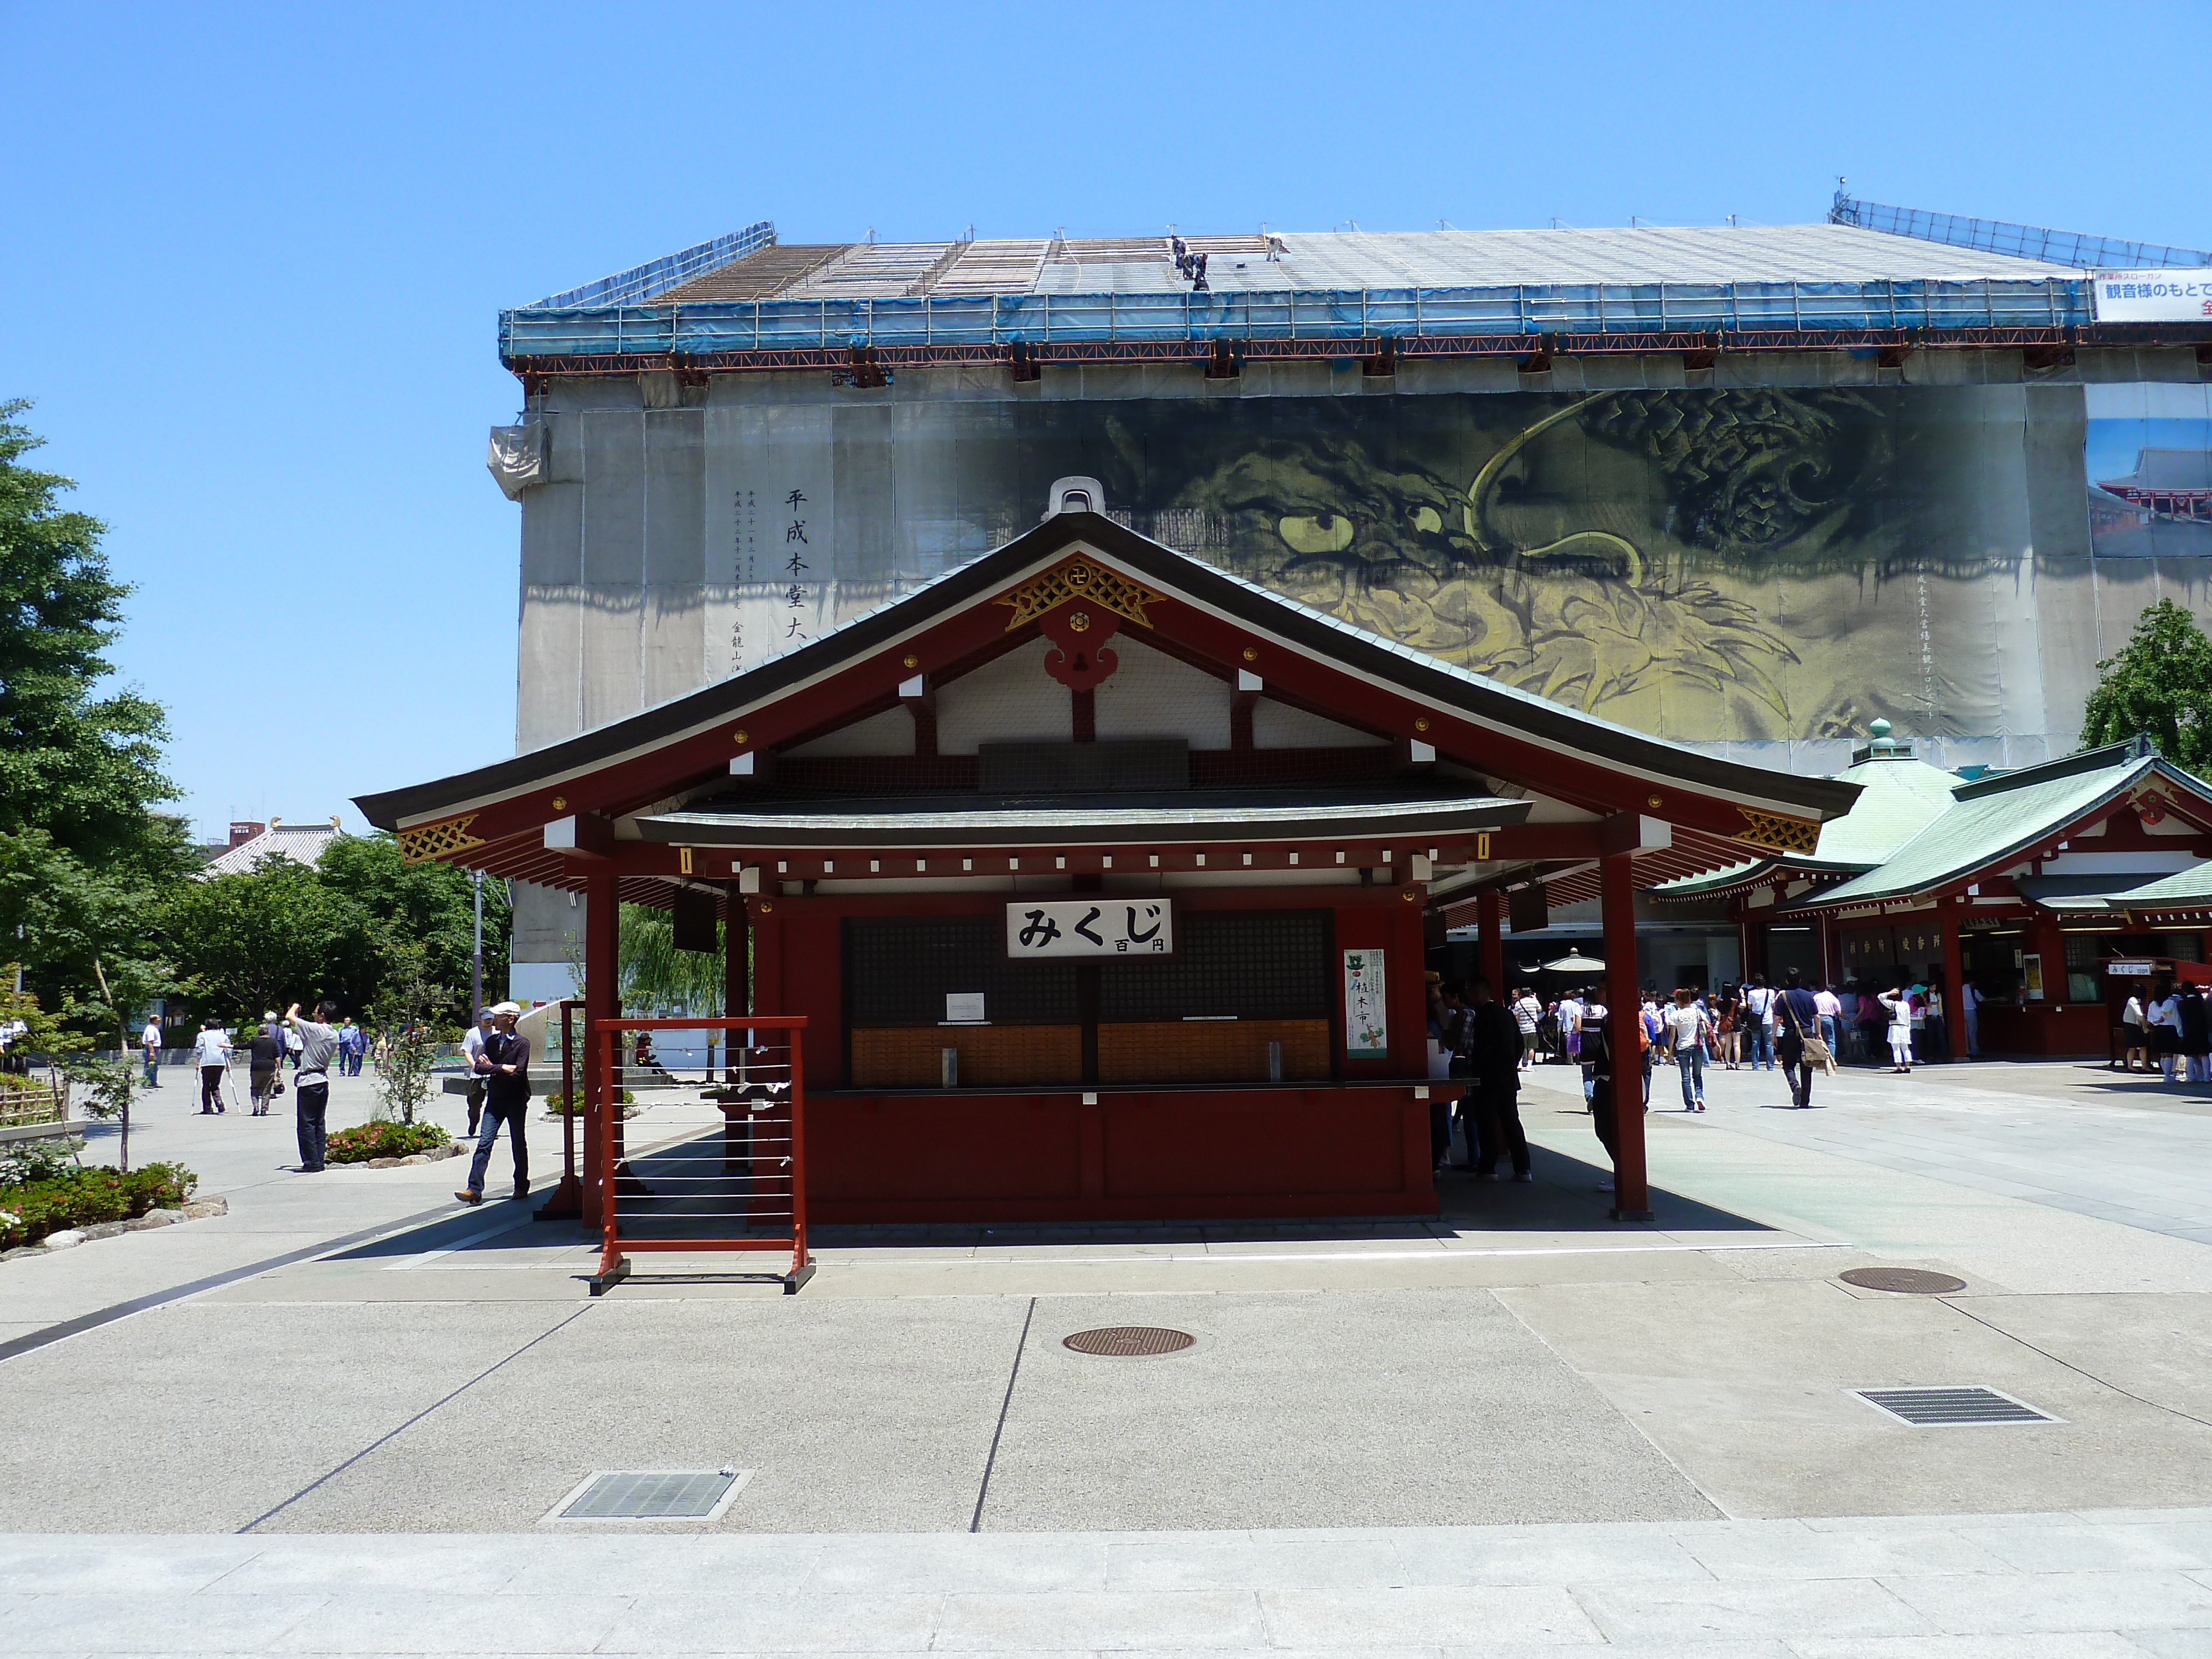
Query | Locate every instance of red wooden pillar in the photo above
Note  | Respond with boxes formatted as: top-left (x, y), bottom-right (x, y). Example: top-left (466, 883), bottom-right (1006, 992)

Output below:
top-left (1603, 852), bottom-right (1650, 1219)
top-left (1477, 890), bottom-right (1506, 995)
top-left (1940, 898), bottom-right (1968, 1059)
top-left (724, 893), bottom-right (750, 1064)
top-left (581, 869), bottom-right (619, 1227)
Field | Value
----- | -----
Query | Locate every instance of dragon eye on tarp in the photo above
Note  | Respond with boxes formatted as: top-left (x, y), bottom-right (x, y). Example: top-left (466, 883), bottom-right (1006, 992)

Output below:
top-left (1410, 506), bottom-right (1443, 533)
top-left (1277, 513), bottom-right (1354, 554)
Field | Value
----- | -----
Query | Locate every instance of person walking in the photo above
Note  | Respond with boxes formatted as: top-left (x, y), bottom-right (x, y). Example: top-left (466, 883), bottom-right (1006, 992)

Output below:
top-left (456, 1001), bottom-right (532, 1204)
top-left (1877, 984), bottom-right (1917, 1073)
top-left (336, 1016), bottom-right (364, 1076)
top-left (1715, 985), bottom-right (1741, 1069)
top-left (1466, 978), bottom-right (1531, 1181)
top-left (191, 1019), bottom-right (231, 1114)
top-left (284, 1000), bottom-right (340, 1172)
top-left (2147, 980), bottom-right (2184, 1083)
top-left (1510, 986), bottom-right (1541, 1070)
top-left (1923, 979), bottom-right (1949, 1063)
top-left (1742, 975), bottom-right (1777, 1070)
top-left (460, 1006), bottom-right (495, 1141)
top-left (1558, 988), bottom-right (1585, 1066)
top-left (247, 1018), bottom-right (284, 1116)
top-left (140, 1016), bottom-right (163, 1089)
top-left (1665, 988), bottom-right (1712, 1110)
top-left (1775, 969), bottom-right (1824, 1108)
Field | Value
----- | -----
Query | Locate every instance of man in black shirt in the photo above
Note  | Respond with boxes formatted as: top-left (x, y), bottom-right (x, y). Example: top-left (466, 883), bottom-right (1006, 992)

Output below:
top-left (456, 1001), bottom-right (531, 1204)
top-left (1465, 979), bottom-right (1532, 1182)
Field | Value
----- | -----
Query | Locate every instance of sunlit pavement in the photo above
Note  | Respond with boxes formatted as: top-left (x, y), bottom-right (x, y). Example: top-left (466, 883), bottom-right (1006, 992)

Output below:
top-left (6, 1061), bottom-right (2212, 1652)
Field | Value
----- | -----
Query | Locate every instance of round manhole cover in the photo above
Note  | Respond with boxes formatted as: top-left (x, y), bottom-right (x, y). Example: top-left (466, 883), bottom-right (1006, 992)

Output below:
top-left (1839, 1267), bottom-right (1968, 1295)
top-left (1062, 1326), bottom-right (1196, 1357)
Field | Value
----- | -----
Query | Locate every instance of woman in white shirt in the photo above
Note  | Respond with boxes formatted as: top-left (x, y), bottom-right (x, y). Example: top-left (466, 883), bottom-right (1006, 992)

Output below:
top-left (2148, 983), bottom-right (2184, 1082)
top-left (2121, 991), bottom-right (2150, 1072)
top-left (1876, 987), bottom-right (1916, 1073)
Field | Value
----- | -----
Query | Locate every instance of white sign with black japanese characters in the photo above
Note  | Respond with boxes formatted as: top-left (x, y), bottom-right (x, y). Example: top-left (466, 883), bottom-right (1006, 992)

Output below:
top-left (1005, 898), bottom-right (1174, 959)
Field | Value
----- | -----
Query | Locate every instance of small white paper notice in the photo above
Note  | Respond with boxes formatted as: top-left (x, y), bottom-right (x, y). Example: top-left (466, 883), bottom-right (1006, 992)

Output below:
top-left (945, 993), bottom-right (987, 1023)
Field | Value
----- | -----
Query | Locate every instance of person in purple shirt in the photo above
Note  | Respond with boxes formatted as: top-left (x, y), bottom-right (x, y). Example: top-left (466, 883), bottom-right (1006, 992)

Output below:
top-left (1773, 968), bottom-right (1825, 1108)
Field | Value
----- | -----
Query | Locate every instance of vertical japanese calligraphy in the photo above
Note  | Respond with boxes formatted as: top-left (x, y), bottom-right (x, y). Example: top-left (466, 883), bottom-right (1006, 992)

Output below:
top-left (1342, 950), bottom-right (1389, 1057)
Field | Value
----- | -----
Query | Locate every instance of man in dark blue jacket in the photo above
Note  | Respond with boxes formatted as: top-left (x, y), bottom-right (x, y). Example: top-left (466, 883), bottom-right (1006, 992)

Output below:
top-left (1775, 968), bottom-right (1825, 1109)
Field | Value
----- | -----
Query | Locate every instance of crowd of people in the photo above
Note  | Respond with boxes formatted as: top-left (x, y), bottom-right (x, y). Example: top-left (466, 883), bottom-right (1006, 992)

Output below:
top-left (140, 1003), bottom-right (536, 1196)
top-left (2120, 978), bottom-right (2212, 1083)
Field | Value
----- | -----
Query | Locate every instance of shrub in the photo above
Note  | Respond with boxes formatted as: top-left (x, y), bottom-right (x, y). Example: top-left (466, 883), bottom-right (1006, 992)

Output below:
top-left (0, 1161), bottom-right (197, 1250)
top-left (325, 1119), bottom-right (452, 1164)
top-left (543, 1090), bottom-right (637, 1118)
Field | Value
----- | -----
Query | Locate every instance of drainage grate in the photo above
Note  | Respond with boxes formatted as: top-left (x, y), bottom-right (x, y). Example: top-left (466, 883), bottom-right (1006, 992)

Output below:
top-left (1853, 1387), bottom-right (2060, 1427)
top-left (547, 1468), bottom-right (749, 1522)
top-left (1063, 1326), bottom-right (1196, 1357)
top-left (1840, 1267), bottom-right (1968, 1295)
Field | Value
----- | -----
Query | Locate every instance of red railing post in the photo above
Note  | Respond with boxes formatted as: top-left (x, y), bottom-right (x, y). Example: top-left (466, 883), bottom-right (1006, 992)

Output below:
top-left (594, 1020), bottom-right (624, 1286)
top-left (786, 1026), bottom-right (810, 1282)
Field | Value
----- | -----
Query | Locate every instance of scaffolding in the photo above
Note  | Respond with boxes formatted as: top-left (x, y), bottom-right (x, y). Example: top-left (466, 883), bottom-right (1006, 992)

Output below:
top-left (1832, 192), bottom-right (2212, 271)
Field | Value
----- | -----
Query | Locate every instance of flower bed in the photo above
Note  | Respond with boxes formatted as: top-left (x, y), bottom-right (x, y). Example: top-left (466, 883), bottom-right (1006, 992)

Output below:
top-left (0, 1161), bottom-right (197, 1250)
top-left (326, 1120), bottom-right (453, 1164)
top-left (542, 1089), bottom-right (637, 1119)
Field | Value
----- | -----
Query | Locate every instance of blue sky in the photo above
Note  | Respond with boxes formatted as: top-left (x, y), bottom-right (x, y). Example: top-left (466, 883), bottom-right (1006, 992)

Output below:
top-left (7, 1), bottom-right (2211, 842)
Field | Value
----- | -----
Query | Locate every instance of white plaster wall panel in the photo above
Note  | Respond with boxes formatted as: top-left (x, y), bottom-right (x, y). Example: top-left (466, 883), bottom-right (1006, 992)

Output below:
top-left (644, 586), bottom-right (707, 712)
top-left (1251, 697), bottom-right (1386, 748)
top-left (516, 586), bottom-right (585, 752)
top-left (785, 705), bottom-right (916, 758)
top-left (1093, 635), bottom-right (1230, 747)
top-left (577, 586), bottom-right (645, 734)
top-left (935, 637), bottom-right (1070, 754)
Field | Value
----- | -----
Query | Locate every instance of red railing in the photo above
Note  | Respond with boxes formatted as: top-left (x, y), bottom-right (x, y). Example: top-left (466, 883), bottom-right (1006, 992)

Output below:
top-left (588, 1016), bottom-right (811, 1295)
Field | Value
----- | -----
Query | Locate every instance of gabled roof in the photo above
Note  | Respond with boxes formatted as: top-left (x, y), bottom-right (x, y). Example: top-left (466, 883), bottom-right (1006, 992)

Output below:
top-left (356, 513), bottom-right (1857, 863)
top-left (1792, 742), bottom-right (2210, 910)
top-left (1653, 747), bottom-right (1961, 900)
top-left (2015, 864), bottom-right (2212, 915)
top-left (196, 820), bottom-right (347, 880)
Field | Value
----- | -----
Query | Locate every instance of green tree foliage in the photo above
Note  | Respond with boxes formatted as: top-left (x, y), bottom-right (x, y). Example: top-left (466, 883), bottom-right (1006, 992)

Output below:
top-left (2080, 599), bottom-right (2212, 770)
top-left (0, 403), bottom-right (195, 1030)
top-left (618, 904), bottom-right (726, 1016)
top-left (0, 401), bottom-right (183, 879)
top-left (316, 834), bottom-right (509, 1009)
top-left (160, 855), bottom-right (377, 1021)
top-left (160, 835), bottom-right (507, 1027)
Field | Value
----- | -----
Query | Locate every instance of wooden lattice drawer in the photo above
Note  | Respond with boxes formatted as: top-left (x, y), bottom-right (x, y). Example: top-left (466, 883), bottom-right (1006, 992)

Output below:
top-left (850, 1025), bottom-right (1083, 1088)
top-left (1097, 1019), bottom-right (1332, 1084)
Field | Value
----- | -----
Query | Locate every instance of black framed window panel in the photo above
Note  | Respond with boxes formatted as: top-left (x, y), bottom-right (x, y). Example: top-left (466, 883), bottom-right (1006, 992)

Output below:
top-left (1099, 911), bottom-right (1332, 1021)
top-left (844, 917), bottom-right (1079, 1025)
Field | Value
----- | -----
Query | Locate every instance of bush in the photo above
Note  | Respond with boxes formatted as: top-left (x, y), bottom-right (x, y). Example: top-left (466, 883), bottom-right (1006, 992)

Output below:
top-left (0, 1161), bottom-right (196, 1250)
top-left (543, 1090), bottom-right (637, 1118)
top-left (325, 1120), bottom-right (453, 1164)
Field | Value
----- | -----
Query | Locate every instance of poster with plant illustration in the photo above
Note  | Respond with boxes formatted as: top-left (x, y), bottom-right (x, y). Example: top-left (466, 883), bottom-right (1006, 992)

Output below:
top-left (1343, 950), bottom-right (1389, 1058)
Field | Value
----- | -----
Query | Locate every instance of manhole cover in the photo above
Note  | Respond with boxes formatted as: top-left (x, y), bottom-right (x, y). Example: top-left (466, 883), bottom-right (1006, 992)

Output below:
top-left (1063, 1326), bottom-right (1196, 1357)
top-left (1852, 1387), bottom-right (2060, 1426)
top-left (1839, 1267), bottom-right (1967, 1295)
top-left (548, 1468), bottom-right (748, 1521)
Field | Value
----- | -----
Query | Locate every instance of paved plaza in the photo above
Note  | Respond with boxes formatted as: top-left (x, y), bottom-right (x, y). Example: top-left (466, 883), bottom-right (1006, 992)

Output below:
top-left (5, 1057), bottom-right (2212, 1652)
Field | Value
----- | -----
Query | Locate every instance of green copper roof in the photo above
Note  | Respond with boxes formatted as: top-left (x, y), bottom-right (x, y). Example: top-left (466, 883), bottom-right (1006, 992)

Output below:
top-left (1799, 744), bottom-right (2195, 909)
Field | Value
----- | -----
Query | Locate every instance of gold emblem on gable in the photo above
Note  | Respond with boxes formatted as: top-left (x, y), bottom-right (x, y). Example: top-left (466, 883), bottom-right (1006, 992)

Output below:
top-left (398, 813), bottom-right (487, 865)
top-left (997, 556), bottom-right (1162, 632)
top-left (1734, 808), bottom-right (1821, 855)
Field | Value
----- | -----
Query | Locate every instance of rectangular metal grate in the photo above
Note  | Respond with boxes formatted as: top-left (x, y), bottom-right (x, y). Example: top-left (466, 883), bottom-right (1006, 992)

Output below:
top-left (1853, 1387), bottom-right (2060, 1426)
top-left (553, 1469), bottom-right (744, 1521)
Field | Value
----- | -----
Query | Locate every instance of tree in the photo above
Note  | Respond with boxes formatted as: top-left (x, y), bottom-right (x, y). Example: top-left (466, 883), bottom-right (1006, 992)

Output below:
top-left (2080, 598), bottom-right (2212, 770)
top-left (160, 857), bottom-right (377, 1022)
top-left (617, 904), bottom-right (726, 1016)
top-left (367, 935), bottom-right (449, 1125)
top-left (0, 401), bottom-right (184, 880)
top-left (316, 834), bottom-right (508, 1015)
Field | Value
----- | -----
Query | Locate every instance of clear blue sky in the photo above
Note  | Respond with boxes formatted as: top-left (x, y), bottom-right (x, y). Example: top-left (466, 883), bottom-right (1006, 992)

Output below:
top-left (7, 1), bottom-right (2210, 843)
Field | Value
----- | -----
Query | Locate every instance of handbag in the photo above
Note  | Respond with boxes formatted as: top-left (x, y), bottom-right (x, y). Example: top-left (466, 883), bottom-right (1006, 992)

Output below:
top-left (1782, 997), bottom-right (1834, 1072)
top-left (272, 1076), bottom-right (286, 1095)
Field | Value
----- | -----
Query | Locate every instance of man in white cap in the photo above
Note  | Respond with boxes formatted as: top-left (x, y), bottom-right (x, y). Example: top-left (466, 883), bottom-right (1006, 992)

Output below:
top-left (456, 1001), bottom-right (531, 1204)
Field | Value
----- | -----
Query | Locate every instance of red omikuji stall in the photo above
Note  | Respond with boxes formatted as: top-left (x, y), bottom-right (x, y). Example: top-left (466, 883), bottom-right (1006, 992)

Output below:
top-left (359, 511), bottom-right (1855, 1232)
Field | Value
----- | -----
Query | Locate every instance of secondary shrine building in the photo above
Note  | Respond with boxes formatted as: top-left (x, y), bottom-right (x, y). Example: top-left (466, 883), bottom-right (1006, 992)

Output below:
top-left (359, 508), bottom-right (1856, 1224)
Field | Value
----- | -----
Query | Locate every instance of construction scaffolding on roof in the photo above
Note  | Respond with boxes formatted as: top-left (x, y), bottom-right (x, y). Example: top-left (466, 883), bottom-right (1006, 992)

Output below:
top-left (1832, 191), bottom-right (2212, 271)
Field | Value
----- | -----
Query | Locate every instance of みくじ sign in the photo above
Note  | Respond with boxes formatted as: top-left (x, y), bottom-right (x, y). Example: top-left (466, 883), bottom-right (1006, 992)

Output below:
top-left (1004, 898), bottom-right (1173, 959)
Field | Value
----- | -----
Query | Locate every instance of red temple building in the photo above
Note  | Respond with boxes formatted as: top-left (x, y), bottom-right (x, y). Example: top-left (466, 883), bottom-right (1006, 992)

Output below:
top-left (359, 510), bottom-right (1859, 1227)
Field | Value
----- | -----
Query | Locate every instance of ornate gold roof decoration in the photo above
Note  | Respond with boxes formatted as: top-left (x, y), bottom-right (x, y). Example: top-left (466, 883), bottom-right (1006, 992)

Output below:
top-left (1733, 807), bottom-right (1822, 856)
top-left (997, 556), bottom-right (1162, 632)
top-left (398, 813), bottom-right (487, 865)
